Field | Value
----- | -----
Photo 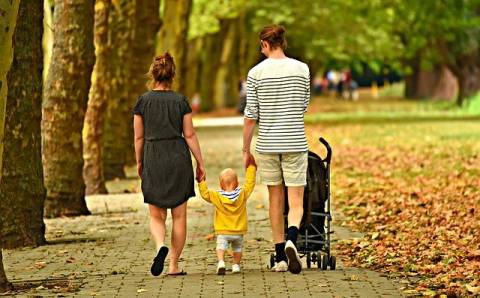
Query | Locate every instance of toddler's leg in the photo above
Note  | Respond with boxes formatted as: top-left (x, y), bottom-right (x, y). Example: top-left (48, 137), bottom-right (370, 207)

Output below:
top-left (216, 249), bottom-right (226, 262)
top-left (216, 235), bottom-right (228, 275)
top-left (233, 252), bottom-right (242, 264)
top-left (231, 236), bottom-right (244, 273)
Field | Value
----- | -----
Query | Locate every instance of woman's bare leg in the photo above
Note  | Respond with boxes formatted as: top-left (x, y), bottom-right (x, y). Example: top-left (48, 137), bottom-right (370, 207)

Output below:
top-left (149, 204), bottom-right (167, 251)
top-left (169, 201), bottom-right (187, 273)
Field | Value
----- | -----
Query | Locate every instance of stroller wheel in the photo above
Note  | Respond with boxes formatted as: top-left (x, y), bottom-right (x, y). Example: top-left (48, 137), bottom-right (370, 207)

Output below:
top-left (329, 255), bottom-right (336, 270)
top-left (306, 252), bottom-right (312, 269)
top-left (321, 255), bottom-right (329, 270)
top-left (269, 253), bottom-right (275, 269)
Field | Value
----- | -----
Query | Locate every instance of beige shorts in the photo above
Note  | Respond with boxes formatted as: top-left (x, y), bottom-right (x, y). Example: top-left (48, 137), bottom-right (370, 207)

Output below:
top-left (257, 152), bottom-right (308, 187)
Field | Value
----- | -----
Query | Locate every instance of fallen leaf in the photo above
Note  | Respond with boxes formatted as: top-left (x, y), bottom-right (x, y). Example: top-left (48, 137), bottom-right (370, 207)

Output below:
top-left (466, 284), bottom-right (480, 294)
top-left (137, 289), bottom-right (147, 293)
top-left (255, 204), bottom-right (265, 209)
top-left (34, 261), bottom-right (46, 269)
top-left (66, 257), bottom-right (76, 263)
top-left (205, 234), bottom-right (215, 241)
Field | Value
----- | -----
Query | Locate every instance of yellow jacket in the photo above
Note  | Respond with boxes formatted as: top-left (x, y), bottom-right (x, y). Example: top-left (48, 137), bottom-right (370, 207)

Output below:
top-left (198, 165), bottom-right (256, 235)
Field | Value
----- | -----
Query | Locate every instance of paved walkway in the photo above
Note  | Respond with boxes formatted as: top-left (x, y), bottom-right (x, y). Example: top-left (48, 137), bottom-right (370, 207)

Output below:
top-left (2, 125), bottom-right (403, 297)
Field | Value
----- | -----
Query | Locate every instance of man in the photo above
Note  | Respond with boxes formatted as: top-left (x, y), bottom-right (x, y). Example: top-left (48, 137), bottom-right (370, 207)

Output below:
top-left (242, 25), bottom-right (310, 274)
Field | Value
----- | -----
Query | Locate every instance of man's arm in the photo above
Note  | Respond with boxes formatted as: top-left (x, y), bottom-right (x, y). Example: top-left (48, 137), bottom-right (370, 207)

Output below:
top-left (304, 70), bottom-right (311, 113)
top-left (243, 75), bottom-right (258, 167)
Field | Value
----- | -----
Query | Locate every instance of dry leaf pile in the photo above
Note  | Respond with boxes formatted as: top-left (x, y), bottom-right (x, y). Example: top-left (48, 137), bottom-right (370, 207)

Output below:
top-left (307, 122), bottom-right (480, 297)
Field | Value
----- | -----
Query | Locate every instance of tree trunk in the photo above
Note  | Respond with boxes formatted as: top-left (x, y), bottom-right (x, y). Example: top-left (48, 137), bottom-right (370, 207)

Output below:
top-left (0, 248), bottom-right (11, 293)
top-left (42, 0), bottom-right (54, 83)
top-left (448, 53), bottom-right (480, 106)
top-left (437, 41), bottom-right (480, 106)
top-left (404, 52), bottom-right (458, 100)
top-left (42, 0), bottom-right (95, 217)
top-left (157, 0), bottom-right (192, 94)
top-left (102, 0), bottom-right (136, 179)
top-left (199, 25), bottom-right (228, 111)
top-left (83, 0), bottom-right (111, 195)
top-left (213, 18), bottom-right (240, 109)
top-left (123, 0), bottom-right (161, 166)
top-left (0, 0), bottom-right (46, 248)
top-left (0, 0), bottom-right (19, 292)
top-left (184, 37), bottom-right (201, 100)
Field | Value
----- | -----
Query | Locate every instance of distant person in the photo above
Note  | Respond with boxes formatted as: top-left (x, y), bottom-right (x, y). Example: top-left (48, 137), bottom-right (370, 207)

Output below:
top-left (133, 52), bottom-right (206, 276)
top-left (243, 25), bottom-right (310, 274)
top-left (198, 157), bottom-right (257, 275)
top-left (313, 75), bottom-right (323, 95)
top-left (326, 70), bottom-right (338, 96)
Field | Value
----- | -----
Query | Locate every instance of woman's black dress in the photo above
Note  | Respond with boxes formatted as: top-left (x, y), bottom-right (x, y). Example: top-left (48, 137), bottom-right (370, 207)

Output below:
top-left (133, 90), bottom-right (195, 209)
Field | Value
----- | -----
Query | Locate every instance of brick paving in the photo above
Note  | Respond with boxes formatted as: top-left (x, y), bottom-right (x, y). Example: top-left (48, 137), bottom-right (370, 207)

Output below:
top-left (1, 126), bottom-right (403, 297)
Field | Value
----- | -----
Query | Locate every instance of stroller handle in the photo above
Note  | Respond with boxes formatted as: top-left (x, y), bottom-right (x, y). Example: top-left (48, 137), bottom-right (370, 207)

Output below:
top-left (319, 137), bottom-right (332, 163)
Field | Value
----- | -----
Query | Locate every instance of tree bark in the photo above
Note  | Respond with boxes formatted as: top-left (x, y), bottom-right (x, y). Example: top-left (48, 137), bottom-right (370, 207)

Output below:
top-left (404, 51), bottom-right (458, 100)
top-left (42, 0), bottom-right (54, 83)
top-left (0, 0), bottom-right (46, 248)
top-left (83, 0), bottom-right (111, 195)
top-left (102, 0), bottom-right (136, 179)
top-left (157, 0), bottom-right (192, 94)
top-left (198, 25), bottom-right (228, 111)
top-left (0, 0), bottom-right (19, 292)
top-left (437, 40), bottom-right (480, 106)
top-left (184, 37), bottom-right (201, 100)
top-left (42, 0), bottom-right (95, 217)
top-left (213, 18), bottom-right (240, 108)
top-left (447, 53), bottom-right (480, 106)
top-left (0, 248), bottom-right (11, 293)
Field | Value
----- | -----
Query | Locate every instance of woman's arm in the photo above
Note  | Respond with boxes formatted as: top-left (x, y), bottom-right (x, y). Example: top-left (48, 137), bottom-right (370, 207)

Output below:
top-left (183, 113), bottom-right (206, 181)
top-left (133, 115), bottom-right (145, 177)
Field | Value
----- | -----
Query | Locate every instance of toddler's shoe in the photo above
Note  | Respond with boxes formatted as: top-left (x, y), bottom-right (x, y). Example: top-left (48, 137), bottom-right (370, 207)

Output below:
top-left (217, 260), bottom-right (226, 275)
top-left (270, 260), bottom-right (288, 272)
top-left (232, 264), bottom-right (241, 274)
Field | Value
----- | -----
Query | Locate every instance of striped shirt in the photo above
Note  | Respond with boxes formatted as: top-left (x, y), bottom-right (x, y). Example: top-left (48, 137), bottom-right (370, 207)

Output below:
top-left (219, 187), bottom-right (242, 202)
top-left (244, 57), bottom-right (310, 153)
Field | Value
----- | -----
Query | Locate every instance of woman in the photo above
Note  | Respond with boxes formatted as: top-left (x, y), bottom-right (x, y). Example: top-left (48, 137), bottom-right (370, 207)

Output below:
top-left (133, 52), bottom-right (205, 276)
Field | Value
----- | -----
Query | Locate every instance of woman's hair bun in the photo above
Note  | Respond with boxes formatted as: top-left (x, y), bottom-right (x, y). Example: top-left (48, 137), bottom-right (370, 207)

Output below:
top-left (147, 52), bottom-right (176, 89)
top-left (259, 25), bottom-right (287, 50)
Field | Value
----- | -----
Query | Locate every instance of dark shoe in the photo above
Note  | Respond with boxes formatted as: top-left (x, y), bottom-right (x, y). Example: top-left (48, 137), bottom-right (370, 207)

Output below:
top-left (167, 270), bottom-right (187, 276)
top-left (151, 246), bottom-right (168, 276)
top-left (285, 240), bottom-right (302, 274)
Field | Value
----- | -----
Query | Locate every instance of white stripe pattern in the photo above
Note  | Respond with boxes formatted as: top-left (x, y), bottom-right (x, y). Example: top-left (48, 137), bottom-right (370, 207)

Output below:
top-left (219, 187), bottom-right (242, 201)
top-left (244, 58), bottom-right (310, 153)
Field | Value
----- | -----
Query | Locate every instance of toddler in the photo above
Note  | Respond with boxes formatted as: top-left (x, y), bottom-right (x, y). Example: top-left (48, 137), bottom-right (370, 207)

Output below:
top-left (198, 159), bottom-right (256, 275)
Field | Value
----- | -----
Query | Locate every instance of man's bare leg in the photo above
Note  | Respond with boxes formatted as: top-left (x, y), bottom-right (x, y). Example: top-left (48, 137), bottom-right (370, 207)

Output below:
top-left (284, 185), bottom-right (305, 274)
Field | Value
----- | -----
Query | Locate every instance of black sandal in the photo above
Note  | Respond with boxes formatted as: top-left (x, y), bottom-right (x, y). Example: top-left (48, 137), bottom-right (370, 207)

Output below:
top-left (167, 270), bottom-right (187, 276)
top-left (151, 246), bottom-right (169, 276)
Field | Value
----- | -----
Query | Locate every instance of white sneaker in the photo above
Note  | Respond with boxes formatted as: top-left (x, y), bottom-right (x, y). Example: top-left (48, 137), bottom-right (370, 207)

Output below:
top-left (285, 240), bottom-right (302, 274)
top-left (217, 261), bottom-right (226, 275)
top-left (232, 264), bottom-right (241, 273)
top-left (270, 260), bottom-right (288, 272)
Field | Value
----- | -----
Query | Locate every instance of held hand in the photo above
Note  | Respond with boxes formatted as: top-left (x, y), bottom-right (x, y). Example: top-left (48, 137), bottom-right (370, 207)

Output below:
top-left (196, 164), bottom-right (206, 182)
top-left (248, 154), bottom-right (257, 168)
top-left (243, 151), bottom-right (255, 168)
top-left (137, 162), bottom-right (142, 178)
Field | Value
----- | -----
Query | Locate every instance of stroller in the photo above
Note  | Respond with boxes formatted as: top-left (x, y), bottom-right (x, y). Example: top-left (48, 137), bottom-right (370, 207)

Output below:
top-left (269, 137), bottom-right (336, 270)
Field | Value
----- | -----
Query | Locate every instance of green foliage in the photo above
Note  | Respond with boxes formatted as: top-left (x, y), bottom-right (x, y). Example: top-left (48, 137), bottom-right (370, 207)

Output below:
top-left (188, 0), bottom-right (245, 39)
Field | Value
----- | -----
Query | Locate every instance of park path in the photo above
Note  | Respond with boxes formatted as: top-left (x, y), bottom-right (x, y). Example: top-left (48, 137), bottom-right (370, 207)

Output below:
top-left (2, 124), bottom-right (403, 298)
